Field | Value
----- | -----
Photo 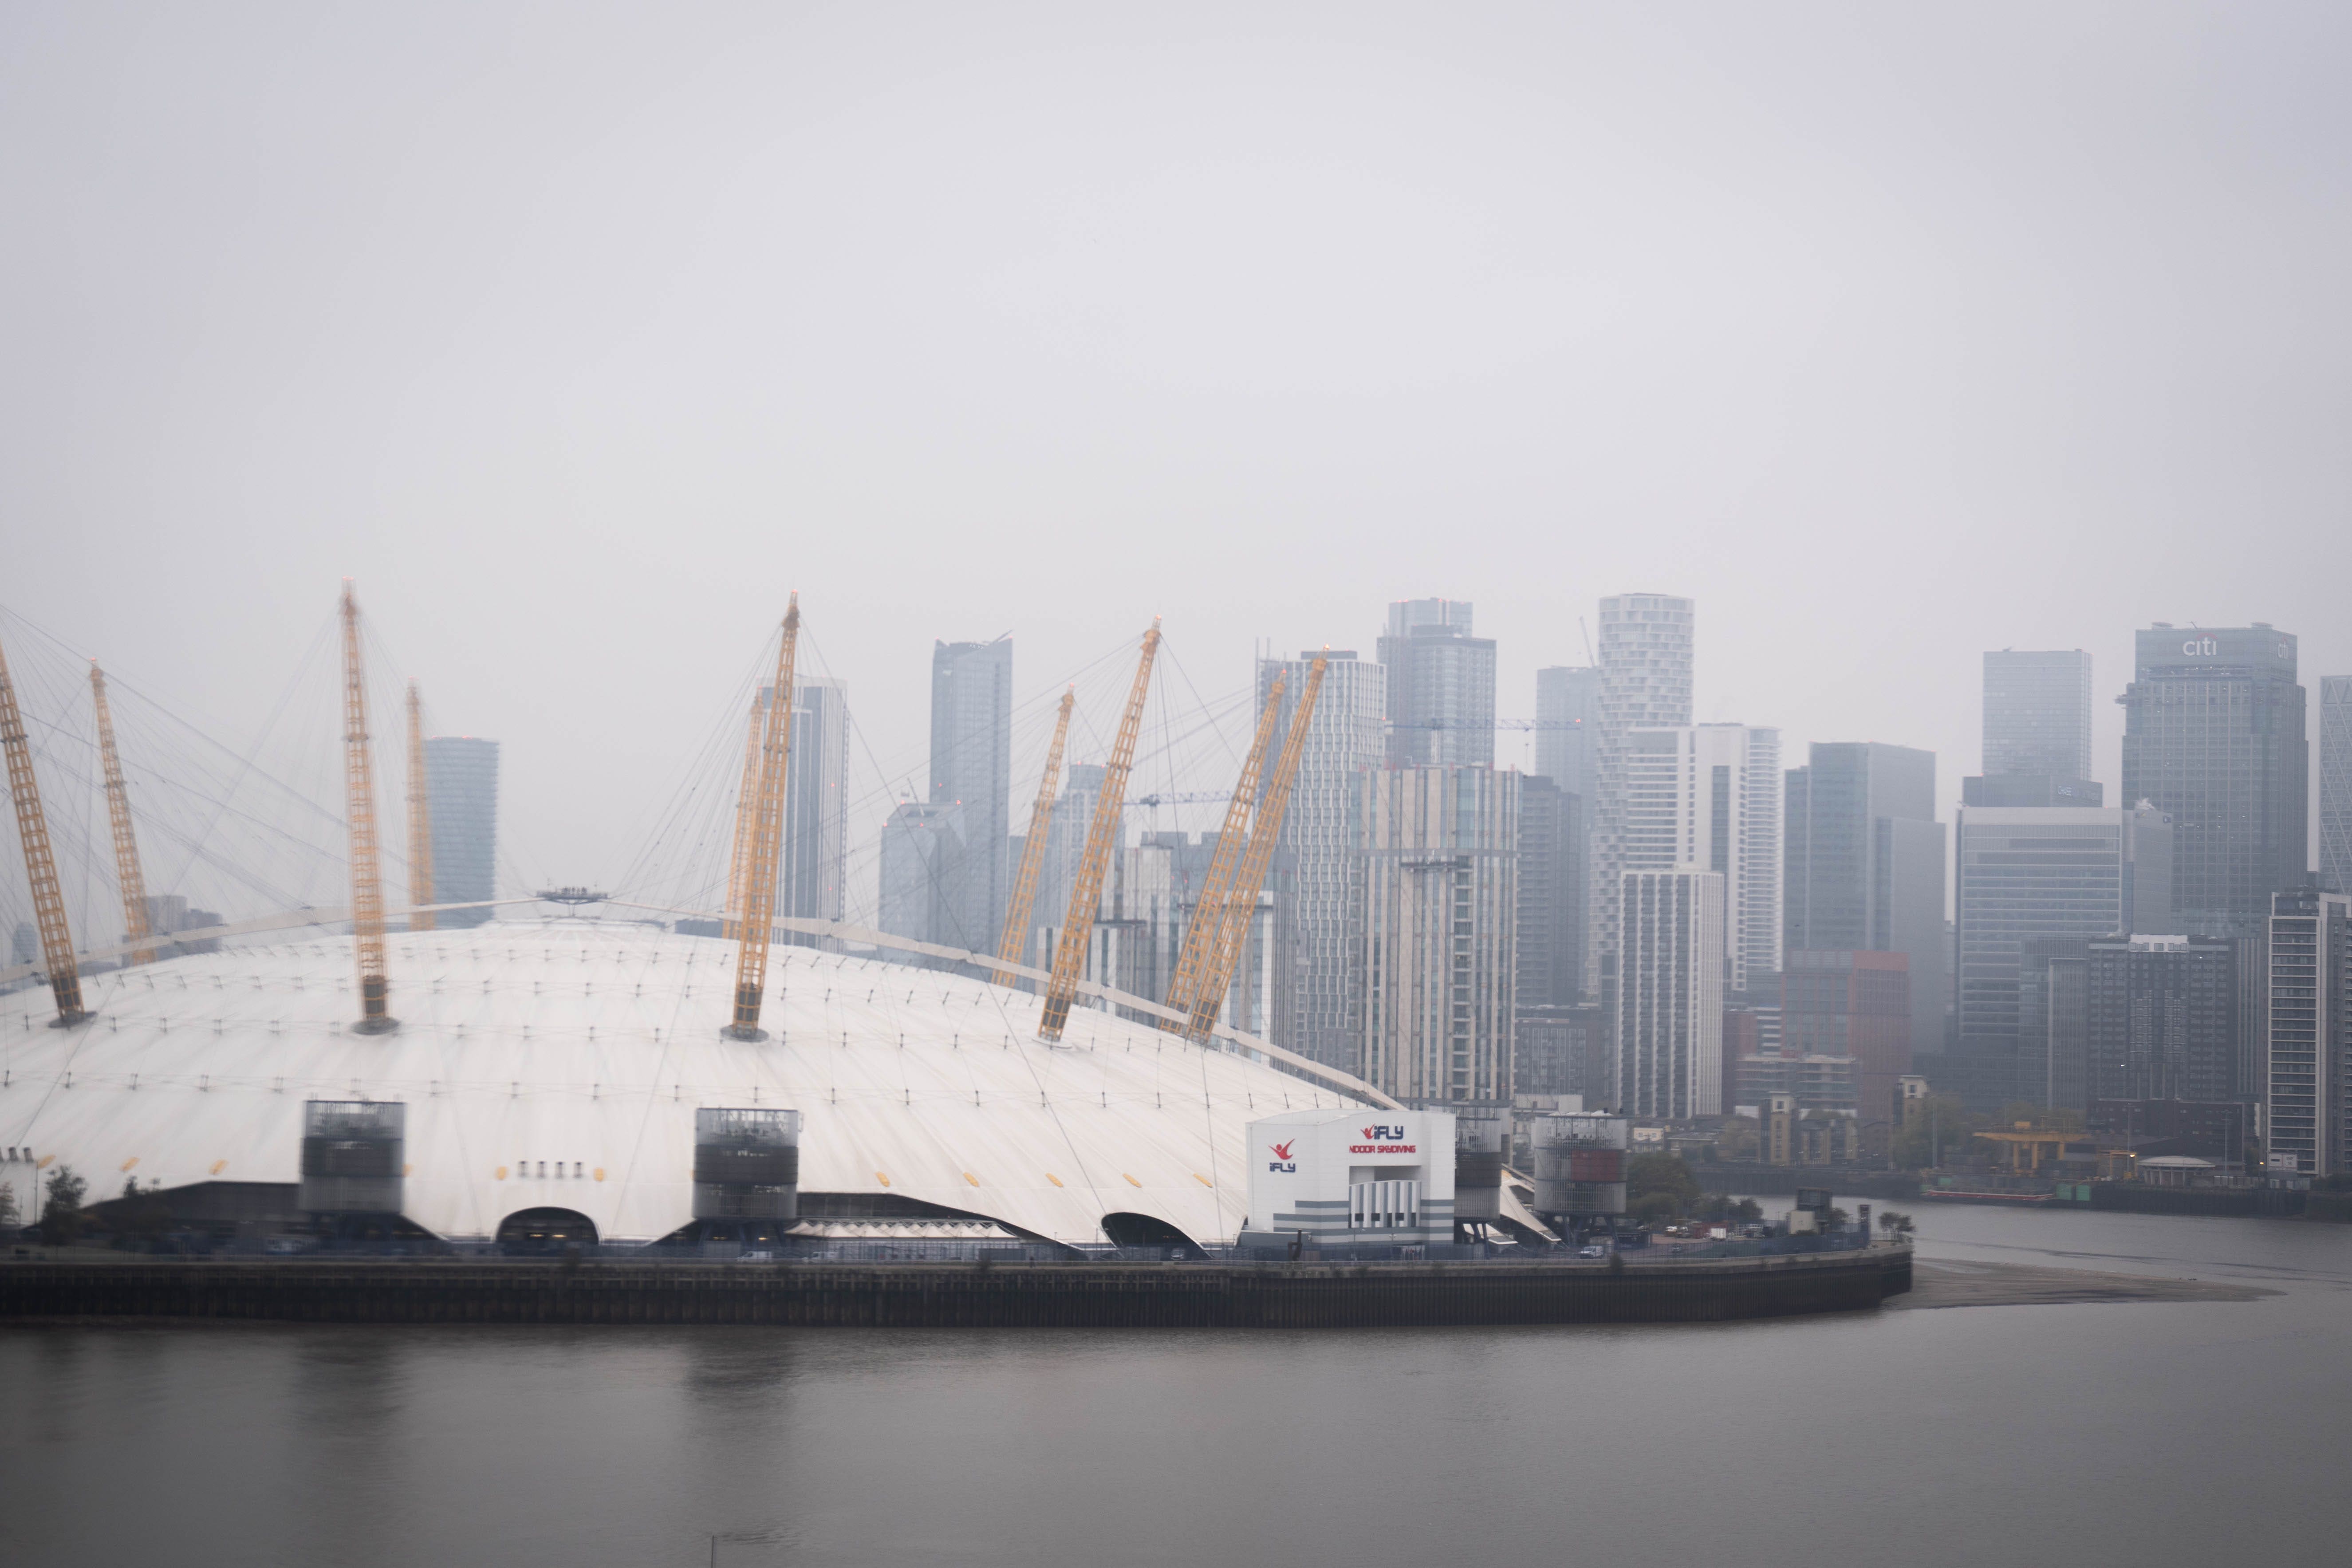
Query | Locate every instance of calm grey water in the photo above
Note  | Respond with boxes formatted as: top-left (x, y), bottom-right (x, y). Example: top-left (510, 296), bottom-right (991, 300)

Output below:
top-left (5, 1206), bottom-right (2349, 1567)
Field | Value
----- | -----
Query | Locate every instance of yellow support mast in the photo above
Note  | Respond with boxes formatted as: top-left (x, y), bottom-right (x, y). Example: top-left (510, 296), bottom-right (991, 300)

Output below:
top-left (993, 688), bottom-right (1073, 988)
top-left (1158, 672), bottom-right (1284, 1033)
top-left (1184, 652), bottom-right (1326, 1040)
top-left (340, 582), bottom-right (395, 1032)
top-left (728, 596), bottom-right (800, 1039)
top-left (0, 630), bottom-right (86, 1023)
top-left (1040, 621), bottom-right (1159, 1042)
top-left (90, 661), bottom-right (154, 966)
top-left (406, 682), bottom-right (435, 934)
top-left (722, 695), bottom-right (764, 941)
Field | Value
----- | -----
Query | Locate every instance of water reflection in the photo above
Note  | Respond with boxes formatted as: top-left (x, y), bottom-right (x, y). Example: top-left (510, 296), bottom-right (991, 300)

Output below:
top-left (1, 1213), bottom-right (2348, 1568)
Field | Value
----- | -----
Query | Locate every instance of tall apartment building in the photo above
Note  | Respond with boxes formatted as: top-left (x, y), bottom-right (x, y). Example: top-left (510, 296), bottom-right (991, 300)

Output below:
top-left (1355, 765), bottom-right (1518, 1104)
top-left (424, 736), bottom-right (498, 928)
top-left (2267, 887), bottom-right (2352, 1177)
top-left (1379, 599), bottom-right (1495, 767)
top-left (2085, 934), bottom-right (2238, 1104)
top-left (2321, 677), bottom-right (2352, 896)
top-left (2120, 625), bottom-right (2307, 925)
top-left (929, 638), bottom-right (1013, 956)
top-left (1953, 803), bottom-right (2173, 1105)
top-left (1614, 868), bottom-right (1724, 1119)
top-left (1587, 594), bottom-right (1695, 1002)
top-left (1984, 649), bottom-right (2095, 780)
top-left (1515, 775), bottom-right (1583, 1011)
top-left (1258, 651), bottom-right (1386, 1072)
top-left (1784, 742), bottom-right (1945, 1059)
top-left (1621, 723), bottom-right (1781, 996)
top-left (1534, 665), bottom-right (1600, 802)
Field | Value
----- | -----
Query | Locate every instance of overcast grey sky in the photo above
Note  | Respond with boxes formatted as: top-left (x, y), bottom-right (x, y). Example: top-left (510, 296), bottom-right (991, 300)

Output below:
top-left (4, 3), bottom-right (2347, 923)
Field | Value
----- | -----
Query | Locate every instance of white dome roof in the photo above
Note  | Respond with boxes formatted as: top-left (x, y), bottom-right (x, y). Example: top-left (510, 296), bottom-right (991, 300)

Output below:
top-left (0, 918), bottom-right (1372, 1245)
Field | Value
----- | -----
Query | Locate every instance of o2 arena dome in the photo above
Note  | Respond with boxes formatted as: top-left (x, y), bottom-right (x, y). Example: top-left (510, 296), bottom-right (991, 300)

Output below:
top-left (0, 916), bottom-right (1375, 1251)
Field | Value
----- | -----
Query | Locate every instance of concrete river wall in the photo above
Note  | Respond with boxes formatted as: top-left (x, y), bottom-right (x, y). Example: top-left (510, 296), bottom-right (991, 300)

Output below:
top-left (1, 1249), bottom-right (1909, 1328)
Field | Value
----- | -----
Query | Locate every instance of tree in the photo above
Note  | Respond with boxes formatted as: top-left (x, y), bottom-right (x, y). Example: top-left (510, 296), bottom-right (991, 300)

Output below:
top-left (0, 1180), bottom-right (18, 1232)
top-left (1891, 1094), bottom-right (1980, 1170)
top-left (1629, 1192), bottom-right (1680, 1226)
top-left (1714, 1116), bottom-right (1760, 1163)
top-left (1877, 1210), bottom-right (1916, 1238)
top-left (39, 1163), bottom-right (87, 1245)
top-left (1626, 1152), bottom-right (1702, 1220)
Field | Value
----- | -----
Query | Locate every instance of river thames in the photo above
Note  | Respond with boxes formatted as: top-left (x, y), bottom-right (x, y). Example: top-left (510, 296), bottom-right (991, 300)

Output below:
top-left (5, 1205), bottom-right (2348, 1566)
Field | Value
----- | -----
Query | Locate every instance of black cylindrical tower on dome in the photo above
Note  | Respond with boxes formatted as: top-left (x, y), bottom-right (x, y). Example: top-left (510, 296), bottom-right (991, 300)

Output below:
top-left (692, 1107), bottom-right (801, 1221)
top-left (299, 1100), bottom-right (406, 1215)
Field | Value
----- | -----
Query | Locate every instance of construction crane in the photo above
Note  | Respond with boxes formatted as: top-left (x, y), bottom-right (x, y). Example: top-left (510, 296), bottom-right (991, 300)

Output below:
top-left (1158, 672), bottom-right (1283, 1034)
top-left (1127, 791), bottom-right (1230, 810)
top-left (722, 694), bottom-right (764, 940)
top-left (1182, 652), bottom-right (1327, 1040)
top-left (90, 661), bottom-right (154, 966)
top-left (0, 631), bottom-right (86, 1024)
top-left (340, 583), bottom-right (395, 1032)
top-left (406, 682), bottom-right (434, 934)
top-left (994, 688), bottom-right (1073, 988)
top-left (728, 596), bottom-right (800, 1039)
top-left (1039, 621), bottom-right (1159, 1042)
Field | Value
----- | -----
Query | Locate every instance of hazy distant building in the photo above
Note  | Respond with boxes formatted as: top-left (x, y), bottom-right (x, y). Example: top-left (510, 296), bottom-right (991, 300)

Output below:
top-left (2267, 887), bottom-right (2352, 1177)
top-left (1515, 775), bottom-right (1583, 1012)
top-left (1622, 723), bottom-right (1781, 996)
top-left (1962, 774), bottom-right (2104, 808)
top-left (878, 800), bottom-right (963, 957)
top-left (139, 894), bottom-right (223, 957)
top-left (9, 922), bottom-right (33, 967)
top-left (750, 678), bottom-right (851, 930)
top-left (1954, 803), bottom-right (2174, 1105)
top-left (929, 638), bottom-right (1013, 956)
top-left (1355, 765), bottom-right (1517, 1103)
top-left (1258, 651), bottom-right (1386, 1071)
top-left (1032, 762), bottom-right (1106, 957)
top-left (424, 737), bottom-right (498, 928)
top-left (1378, 599), bottom-right (1495, 767)
top-left (2086, 934), bottom-right (2238, 1104)
top-left (2322, 676), bottom-right (2352, 896)
top-left (1613, 868), bottom-right (1723, 1119)
top-left (1533, 665), bottom-right (1599, 802)
top-left (1780, 950), bottom-right (1910, 1123)
top-left (1984, 650), bottom-right (2094, 780)
top-left (1588, 594), bottom-right (1696, 1005)
top-left (2120, 625), bottom-right (2307, 924)
top-left (1784, 742), bottom-right (1945, 1060)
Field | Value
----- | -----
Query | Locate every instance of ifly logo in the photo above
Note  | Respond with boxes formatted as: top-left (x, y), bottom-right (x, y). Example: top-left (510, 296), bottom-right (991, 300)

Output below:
top-left (1362, 1124), bottom-right (1406, 1141)
top-left (1267, 1140), bottom-right (1296, 1174)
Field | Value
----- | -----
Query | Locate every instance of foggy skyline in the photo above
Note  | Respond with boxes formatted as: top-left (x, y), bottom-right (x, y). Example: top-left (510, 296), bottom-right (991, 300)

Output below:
top-left (5, 4), bottom-right (2347, 915)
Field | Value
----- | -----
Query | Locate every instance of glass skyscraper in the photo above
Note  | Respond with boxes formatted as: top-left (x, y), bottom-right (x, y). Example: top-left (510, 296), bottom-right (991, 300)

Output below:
top-left (928, 638), bottom-right (1013, 957)
top-left (1983, 649), bottom-right (2094, 780)
top-left (424, 736), bottom-right (498, 928)
top-left (2119, 624), bottom-right (2306, 923)
top-left (1783, 741), bottom-right (1945, 1062)
top-left (2321, 675), bottom-right (2351, 897)
top-left (1533, 665), bottom-right (1598, 802)
top-left (1954, 802), bottom-right (2173, 1104)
